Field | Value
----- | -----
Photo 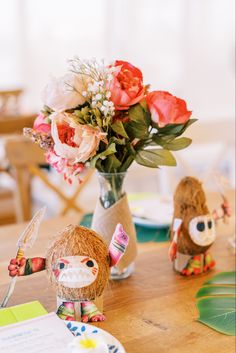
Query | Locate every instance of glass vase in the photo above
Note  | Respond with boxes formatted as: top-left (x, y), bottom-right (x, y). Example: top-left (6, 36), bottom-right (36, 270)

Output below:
top-left (92, 172), bottom-right (137, 280)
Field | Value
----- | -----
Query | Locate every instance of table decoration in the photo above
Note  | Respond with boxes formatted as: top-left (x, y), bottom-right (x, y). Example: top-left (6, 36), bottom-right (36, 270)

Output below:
top-left (168, 176), bottom-right (231, 275)
top-left (24, 57), bottom-right (195, 279)
top-left (7, 213), bottom-right (129, 322)
top-left (0, 213), bottom-right (235, 353)
top-left (195, 271), bottom-right (236, 335)
top-left (67, 321), bottom-right (126, 353)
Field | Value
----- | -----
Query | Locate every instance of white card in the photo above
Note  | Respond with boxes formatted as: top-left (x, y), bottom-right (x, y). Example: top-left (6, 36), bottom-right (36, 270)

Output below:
top-left (0, 312), bottom-right (73, 353)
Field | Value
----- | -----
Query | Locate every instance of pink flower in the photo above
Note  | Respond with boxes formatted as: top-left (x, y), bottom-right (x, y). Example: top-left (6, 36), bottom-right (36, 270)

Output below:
top-left (50, 113), bottom-right (106, 163)
top-left (33, 113), bottom-right (51, 133)
top-left (108, 60), bottom-right (145, 110)
top-left (146, 91), bottom-right (192, 127)
top-left (45, 150), bottom-right (84, 182)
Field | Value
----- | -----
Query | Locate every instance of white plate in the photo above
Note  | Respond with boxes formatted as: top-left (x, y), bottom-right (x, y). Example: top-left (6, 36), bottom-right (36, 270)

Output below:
top-left (129, 193), bottom-right (173, 228)
top-left (132, 216), bottom-right (170, 229)
top-left (65, 321), bottom-right (126, 353)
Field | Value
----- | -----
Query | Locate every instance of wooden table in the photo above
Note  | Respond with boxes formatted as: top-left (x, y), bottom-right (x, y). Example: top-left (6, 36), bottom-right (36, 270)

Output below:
top-left (0, 214), bottom-right (235, 353)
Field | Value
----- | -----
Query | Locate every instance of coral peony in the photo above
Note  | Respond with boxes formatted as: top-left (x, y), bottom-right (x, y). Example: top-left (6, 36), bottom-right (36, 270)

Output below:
top-left (108, 60), bottom-right (144, 110)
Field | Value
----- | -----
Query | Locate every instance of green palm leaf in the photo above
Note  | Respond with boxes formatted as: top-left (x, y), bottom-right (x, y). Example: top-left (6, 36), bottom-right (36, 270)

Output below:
top-left (196, 285), bottom-right (236, 298)
top-left (204, 271), bottom-right (236, 285)
top-left (196, 271), bottom-right (236, 336)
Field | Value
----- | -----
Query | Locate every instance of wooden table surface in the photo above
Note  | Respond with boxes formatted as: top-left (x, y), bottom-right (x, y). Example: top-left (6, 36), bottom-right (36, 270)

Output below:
top-left (0, 214), bottom-right (235, 353)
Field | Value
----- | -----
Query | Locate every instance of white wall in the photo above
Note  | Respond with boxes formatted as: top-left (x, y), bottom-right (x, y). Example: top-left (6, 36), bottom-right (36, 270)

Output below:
top-left (0, 0), bottom-right (235, 121)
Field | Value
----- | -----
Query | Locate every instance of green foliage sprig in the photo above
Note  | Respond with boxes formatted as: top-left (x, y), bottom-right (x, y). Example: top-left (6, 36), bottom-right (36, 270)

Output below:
top-left (85, 101), bottom-right (196, 173)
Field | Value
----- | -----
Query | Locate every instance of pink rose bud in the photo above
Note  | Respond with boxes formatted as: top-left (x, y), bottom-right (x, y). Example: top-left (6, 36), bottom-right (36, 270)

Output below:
top-left (146, 91), bottom-right (192, 127)
top-left (33, 113), bottom-right (51, 133)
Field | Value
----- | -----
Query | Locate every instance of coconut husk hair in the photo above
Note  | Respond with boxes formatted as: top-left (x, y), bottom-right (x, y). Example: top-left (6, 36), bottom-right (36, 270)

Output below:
top-left (174, 177), bottom-right (209, 218)
top-left (46, 225), bottom-right (110, 301)
top-left (172, 176), bottom-right (211, 255)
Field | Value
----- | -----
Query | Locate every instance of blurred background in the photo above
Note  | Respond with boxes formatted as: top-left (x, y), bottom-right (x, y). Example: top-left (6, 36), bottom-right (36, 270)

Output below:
top-left (0, 0), bottom-right (235, 226)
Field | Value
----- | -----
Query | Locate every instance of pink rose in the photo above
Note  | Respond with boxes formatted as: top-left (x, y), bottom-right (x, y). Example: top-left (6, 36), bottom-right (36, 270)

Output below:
top-left (108, 60), bottom-right (144, 110)
top-left (146, 91), bottom-right (192, 127)
top-left (50, 113), bottom-right (106, 163)
top-left (33, 113), bottom-right (51, 133)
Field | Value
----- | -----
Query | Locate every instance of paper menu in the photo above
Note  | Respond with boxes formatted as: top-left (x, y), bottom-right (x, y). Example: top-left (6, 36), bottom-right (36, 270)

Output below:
top-left (0, 312), bottom-right (73, 353)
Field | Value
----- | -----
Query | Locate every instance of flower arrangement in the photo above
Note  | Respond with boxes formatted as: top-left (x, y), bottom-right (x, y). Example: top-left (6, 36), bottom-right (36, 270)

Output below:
top-left (24, 58), bottom-right (195, 182)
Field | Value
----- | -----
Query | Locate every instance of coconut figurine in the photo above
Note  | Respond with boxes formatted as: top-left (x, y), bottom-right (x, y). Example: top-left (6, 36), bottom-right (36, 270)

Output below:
top-left (168, 176), bottom-right (231, 276)
top-left (6, 208), bottom-right (129, 322)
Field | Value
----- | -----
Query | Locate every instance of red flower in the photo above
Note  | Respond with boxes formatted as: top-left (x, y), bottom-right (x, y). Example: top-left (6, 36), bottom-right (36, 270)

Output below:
top-left (146, 91), bottom-right (192, 127)
top-left (57, 123), bottom-right (76, 147)
top-left (109, 60), bottom-right (144, 110)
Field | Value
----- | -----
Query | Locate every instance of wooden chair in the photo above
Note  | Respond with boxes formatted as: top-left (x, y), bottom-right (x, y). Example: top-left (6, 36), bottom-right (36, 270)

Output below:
top-left (0, 114), bottom-right (36, 134)
top-left (0, 186), bottom-right (16, 225)
top-left (0, 89), bottom-right (23, 116)
top-left (4, 138), bottom-right (94, 222)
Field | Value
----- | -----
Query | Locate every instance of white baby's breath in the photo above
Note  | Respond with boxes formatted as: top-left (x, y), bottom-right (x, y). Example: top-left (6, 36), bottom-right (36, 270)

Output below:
top-left (95, 93), bottom-right (102, 101)
top-left (69, 57), bottom-right (115, 118)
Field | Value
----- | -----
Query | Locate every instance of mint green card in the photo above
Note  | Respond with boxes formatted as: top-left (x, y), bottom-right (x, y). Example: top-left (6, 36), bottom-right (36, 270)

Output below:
top-left (0, 301), bottom-right (48, 326)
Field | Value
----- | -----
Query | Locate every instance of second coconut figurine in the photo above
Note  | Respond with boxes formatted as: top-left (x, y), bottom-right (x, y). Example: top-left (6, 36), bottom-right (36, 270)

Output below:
top-left (168, 176), bottom-right (231, 276)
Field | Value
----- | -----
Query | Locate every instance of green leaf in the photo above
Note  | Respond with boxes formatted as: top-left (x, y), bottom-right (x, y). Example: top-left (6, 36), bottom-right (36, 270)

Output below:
top-left (135, 149), bottom-right (177, 168)
top-left (197, 297), bottom-right (236, 336)
top-left (125, 104), bottom-right (151, 139)
top-left (94, 159), bottom-right (105, 172)
top-left (104, 154), bottom-right (122, 173)
top-left (150, 135), bottom-right (174, 147)
top-left (196, 285), bottom-right (236, 298)
top-left (119, 155), bottom-right (135, 172)
top-left (111, 121), bottom-right (129, 139)
top-left (90, 143), bottom-right (116, 168)
top-left (204, 271), bottom-right (236, 285)
top-left (157, 118), bottom-right (197, 137)
top-left (196, 271), bottom-right (236, 336)
top-left (128, 104), bottom-right (145, 121)
top-left (163, 137), bottom-right (192, 151)
top-left (139, 99), bottom-right (148, 112)
top-left (109, 136), bottom-right (126, 145)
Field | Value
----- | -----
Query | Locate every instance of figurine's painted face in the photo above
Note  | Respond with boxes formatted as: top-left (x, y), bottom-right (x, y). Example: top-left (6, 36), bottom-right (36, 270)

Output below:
top-left (189, 215), bottom-right (216, 246)
top-left (52, 256), bottom-right (99, 289)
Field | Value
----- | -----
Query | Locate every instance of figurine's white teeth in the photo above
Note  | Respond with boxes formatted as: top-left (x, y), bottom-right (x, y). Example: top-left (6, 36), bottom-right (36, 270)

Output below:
top-left (58, 268), bottom-right (95, 288)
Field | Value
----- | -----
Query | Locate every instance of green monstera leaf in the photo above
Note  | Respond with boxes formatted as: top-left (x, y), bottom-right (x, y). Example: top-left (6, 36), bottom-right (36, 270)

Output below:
top-left (204, 271), bottom-right (236, 285)
top-left (196, 271), bottom-right (236, 336)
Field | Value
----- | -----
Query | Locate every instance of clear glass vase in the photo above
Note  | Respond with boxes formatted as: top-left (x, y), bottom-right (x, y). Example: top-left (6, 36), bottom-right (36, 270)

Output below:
top-left (93, 172), bottom-right (136, 280)
top-left (97, 172), bottom-right (126, 209)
